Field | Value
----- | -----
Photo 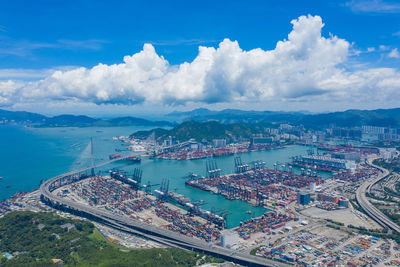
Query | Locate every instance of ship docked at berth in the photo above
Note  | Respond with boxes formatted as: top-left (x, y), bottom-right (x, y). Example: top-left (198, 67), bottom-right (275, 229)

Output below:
top-left (109, 154), bottom-right (141, 163)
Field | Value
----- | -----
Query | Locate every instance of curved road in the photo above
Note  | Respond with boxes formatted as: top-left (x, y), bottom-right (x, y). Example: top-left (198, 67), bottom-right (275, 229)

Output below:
top-left (355, 157), bottom-right (400, 233)
top-left (40, 161), bottom-right (290, 267)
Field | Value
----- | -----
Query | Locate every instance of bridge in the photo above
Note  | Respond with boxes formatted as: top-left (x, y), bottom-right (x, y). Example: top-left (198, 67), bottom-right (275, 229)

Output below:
top-left (355, 157), bottom-right (400, 234)
top-left (40, 158), bottom-right (290, 267)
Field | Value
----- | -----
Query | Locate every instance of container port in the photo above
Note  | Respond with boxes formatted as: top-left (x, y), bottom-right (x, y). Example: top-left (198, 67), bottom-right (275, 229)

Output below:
top-left (185, 159), bottom-right (324, 207)
top-left (53, 174), bottom-right (226, 242)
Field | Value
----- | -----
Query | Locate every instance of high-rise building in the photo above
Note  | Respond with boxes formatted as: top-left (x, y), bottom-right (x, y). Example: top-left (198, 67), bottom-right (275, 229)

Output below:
top-left (212, 139), bottom-right (226, 148)
top-left (220, 230), bottom-right (239, 248)
top-left (297, 191), bottom-right (311, 205)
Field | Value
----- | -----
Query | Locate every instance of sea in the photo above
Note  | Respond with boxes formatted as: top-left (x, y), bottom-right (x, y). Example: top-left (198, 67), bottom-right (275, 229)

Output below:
top-left (0, 125), bottom-right (330, 228)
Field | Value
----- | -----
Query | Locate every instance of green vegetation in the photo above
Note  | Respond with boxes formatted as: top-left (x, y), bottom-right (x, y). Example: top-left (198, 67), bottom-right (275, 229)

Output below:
top-left (0, 211), bottom-right (223, 266)
top-left (373, 159), bottom-right (400, 172)
top-left (131, 120), bottom-right (276, 143)
top-left (325, 219), bottom-right (344, 226)
top-left (379, 208), bottom-right (400, 227)
top-left (250, 247), bottom-right (258, 256)
top-left (326, 224), bottom-right (341, 230)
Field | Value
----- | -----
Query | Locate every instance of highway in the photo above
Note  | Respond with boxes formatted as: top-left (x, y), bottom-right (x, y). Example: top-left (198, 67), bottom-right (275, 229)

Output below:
top-left (40, 159), bottom-right (290, 267)
top-left (355, 157), bottom-right (400, 234)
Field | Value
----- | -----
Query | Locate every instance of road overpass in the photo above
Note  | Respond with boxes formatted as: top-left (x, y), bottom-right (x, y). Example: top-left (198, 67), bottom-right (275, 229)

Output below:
top-left (355, 157), bottom-right (400, 234)
top-left (40, 159), bottom-right (289, 267)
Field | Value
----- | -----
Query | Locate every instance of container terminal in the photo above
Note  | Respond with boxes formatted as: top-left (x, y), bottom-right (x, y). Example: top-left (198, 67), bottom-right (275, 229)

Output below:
top-left (2, 144), bottom-right (400, 266)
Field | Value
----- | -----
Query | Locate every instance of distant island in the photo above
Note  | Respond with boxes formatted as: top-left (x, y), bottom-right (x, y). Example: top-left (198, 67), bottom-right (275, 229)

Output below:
top-left (0, 109), bottom-right (174, 128)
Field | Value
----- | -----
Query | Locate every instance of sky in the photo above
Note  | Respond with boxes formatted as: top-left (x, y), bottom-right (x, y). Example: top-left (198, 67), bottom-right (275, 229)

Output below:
top-left (0, 0), bottom-right (400, 116)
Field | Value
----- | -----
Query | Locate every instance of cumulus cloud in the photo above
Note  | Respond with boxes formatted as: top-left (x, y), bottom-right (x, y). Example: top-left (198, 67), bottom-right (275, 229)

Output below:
top-left (1, 14), bottom-right (400, 109)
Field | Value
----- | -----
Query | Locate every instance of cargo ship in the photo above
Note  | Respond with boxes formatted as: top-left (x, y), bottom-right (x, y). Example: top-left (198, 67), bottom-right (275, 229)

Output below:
top-left (122, 156), bottom-right (141, 163)
top-left (109, 153), bottom-right (123, 160)
top-left (185, 180), bottom-right (210, 191)
top-left (109, 154), bottom-right (141, 163)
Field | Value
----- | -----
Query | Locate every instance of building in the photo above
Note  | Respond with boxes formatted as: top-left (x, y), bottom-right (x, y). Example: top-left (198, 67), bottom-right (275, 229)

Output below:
top-left (379, 148), bottom-right (397, 161)
top-left (212, 139), bottom-right (226, 148)
top-left (250, 136), bottom-right (273, 145)
top-left (331, 127), bottom-right (362, 139)
top-left (362, 126), bottom-right (400, 141)
top-left (338, 198), bottom-right (349, 207)
top-left (317, 193), bottom-right (339, 204)
top-left (220, 230), bottom-right (239, 248)
top-left (362, 125), bottom-right (386, 135)
top-left (297, 191), bottom-right (311, 205)
top-left (163, 136), bottom-right (178, 147)
top-left (309, 182), bottom-right (316, 192)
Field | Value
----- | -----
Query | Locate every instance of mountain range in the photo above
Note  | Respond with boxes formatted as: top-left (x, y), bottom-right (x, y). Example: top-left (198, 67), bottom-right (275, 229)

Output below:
top-left (2, 107), bottom-right (400, 129)
top-left (167, 108), bottom-right (400, 129)
top-left (0, 109), bottom-right (174, 127)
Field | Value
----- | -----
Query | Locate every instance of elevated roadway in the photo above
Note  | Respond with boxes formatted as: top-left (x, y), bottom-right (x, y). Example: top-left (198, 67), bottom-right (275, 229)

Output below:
top-left (355, 157), bottom-right (400, 233)
top-left (40, 159), bottom-right (289, 267)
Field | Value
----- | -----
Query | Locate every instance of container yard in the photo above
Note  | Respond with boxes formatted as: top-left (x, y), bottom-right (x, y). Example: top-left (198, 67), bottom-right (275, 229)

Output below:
top-left (254, 225), bottom-right (400, 266)
top-left (332, 165), bottom-right (379, 182)
top-left (185, 166), bottom-right (324, 207)
top-left (53, 175), bottom-right (225, 243)
top-left (156, 143), bottom-right (272, 160)
top-left (234, 211), bottom-right (297, 239)
top-left (122, 135), bottom-right (284, 160)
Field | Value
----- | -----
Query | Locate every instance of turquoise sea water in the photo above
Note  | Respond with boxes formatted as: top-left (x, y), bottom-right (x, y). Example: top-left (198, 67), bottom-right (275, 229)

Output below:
top-left (0, 125), bottom-right (329, 228)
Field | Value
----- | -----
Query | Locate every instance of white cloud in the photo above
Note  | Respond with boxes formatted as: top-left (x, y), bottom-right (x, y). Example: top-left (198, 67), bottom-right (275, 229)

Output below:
top-left (149, 39), bottom-right (218, 46)
top-left (1, 14), bottom-right (400, 111)
top-left (0, 66), bottom-right (79, 80)
top-left (379, 45), bottom-right (390, 51)
top-left (0, 38), bottom-right (109, 57)
top-left (388, 48), bottom-right (400, 58)
top-left (346, 0), bottom-right (400, 13)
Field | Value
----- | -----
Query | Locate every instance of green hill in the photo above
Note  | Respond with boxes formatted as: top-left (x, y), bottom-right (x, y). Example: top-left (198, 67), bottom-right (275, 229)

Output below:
top-left (130, 120), bottom-right (273, 143)
top-left (0, 211), bottom-right (222, 266)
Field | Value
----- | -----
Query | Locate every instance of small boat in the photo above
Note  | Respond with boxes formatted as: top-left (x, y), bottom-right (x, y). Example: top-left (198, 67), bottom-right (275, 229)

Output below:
top-left (246, 210), bottom-right (252, 214)
top-left (6, 185), bottom-right (11, 189)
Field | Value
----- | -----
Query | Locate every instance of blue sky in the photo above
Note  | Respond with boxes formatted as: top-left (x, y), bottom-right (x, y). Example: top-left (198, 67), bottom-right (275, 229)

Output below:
top-left (0, 0), bottom-right (400, 115)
